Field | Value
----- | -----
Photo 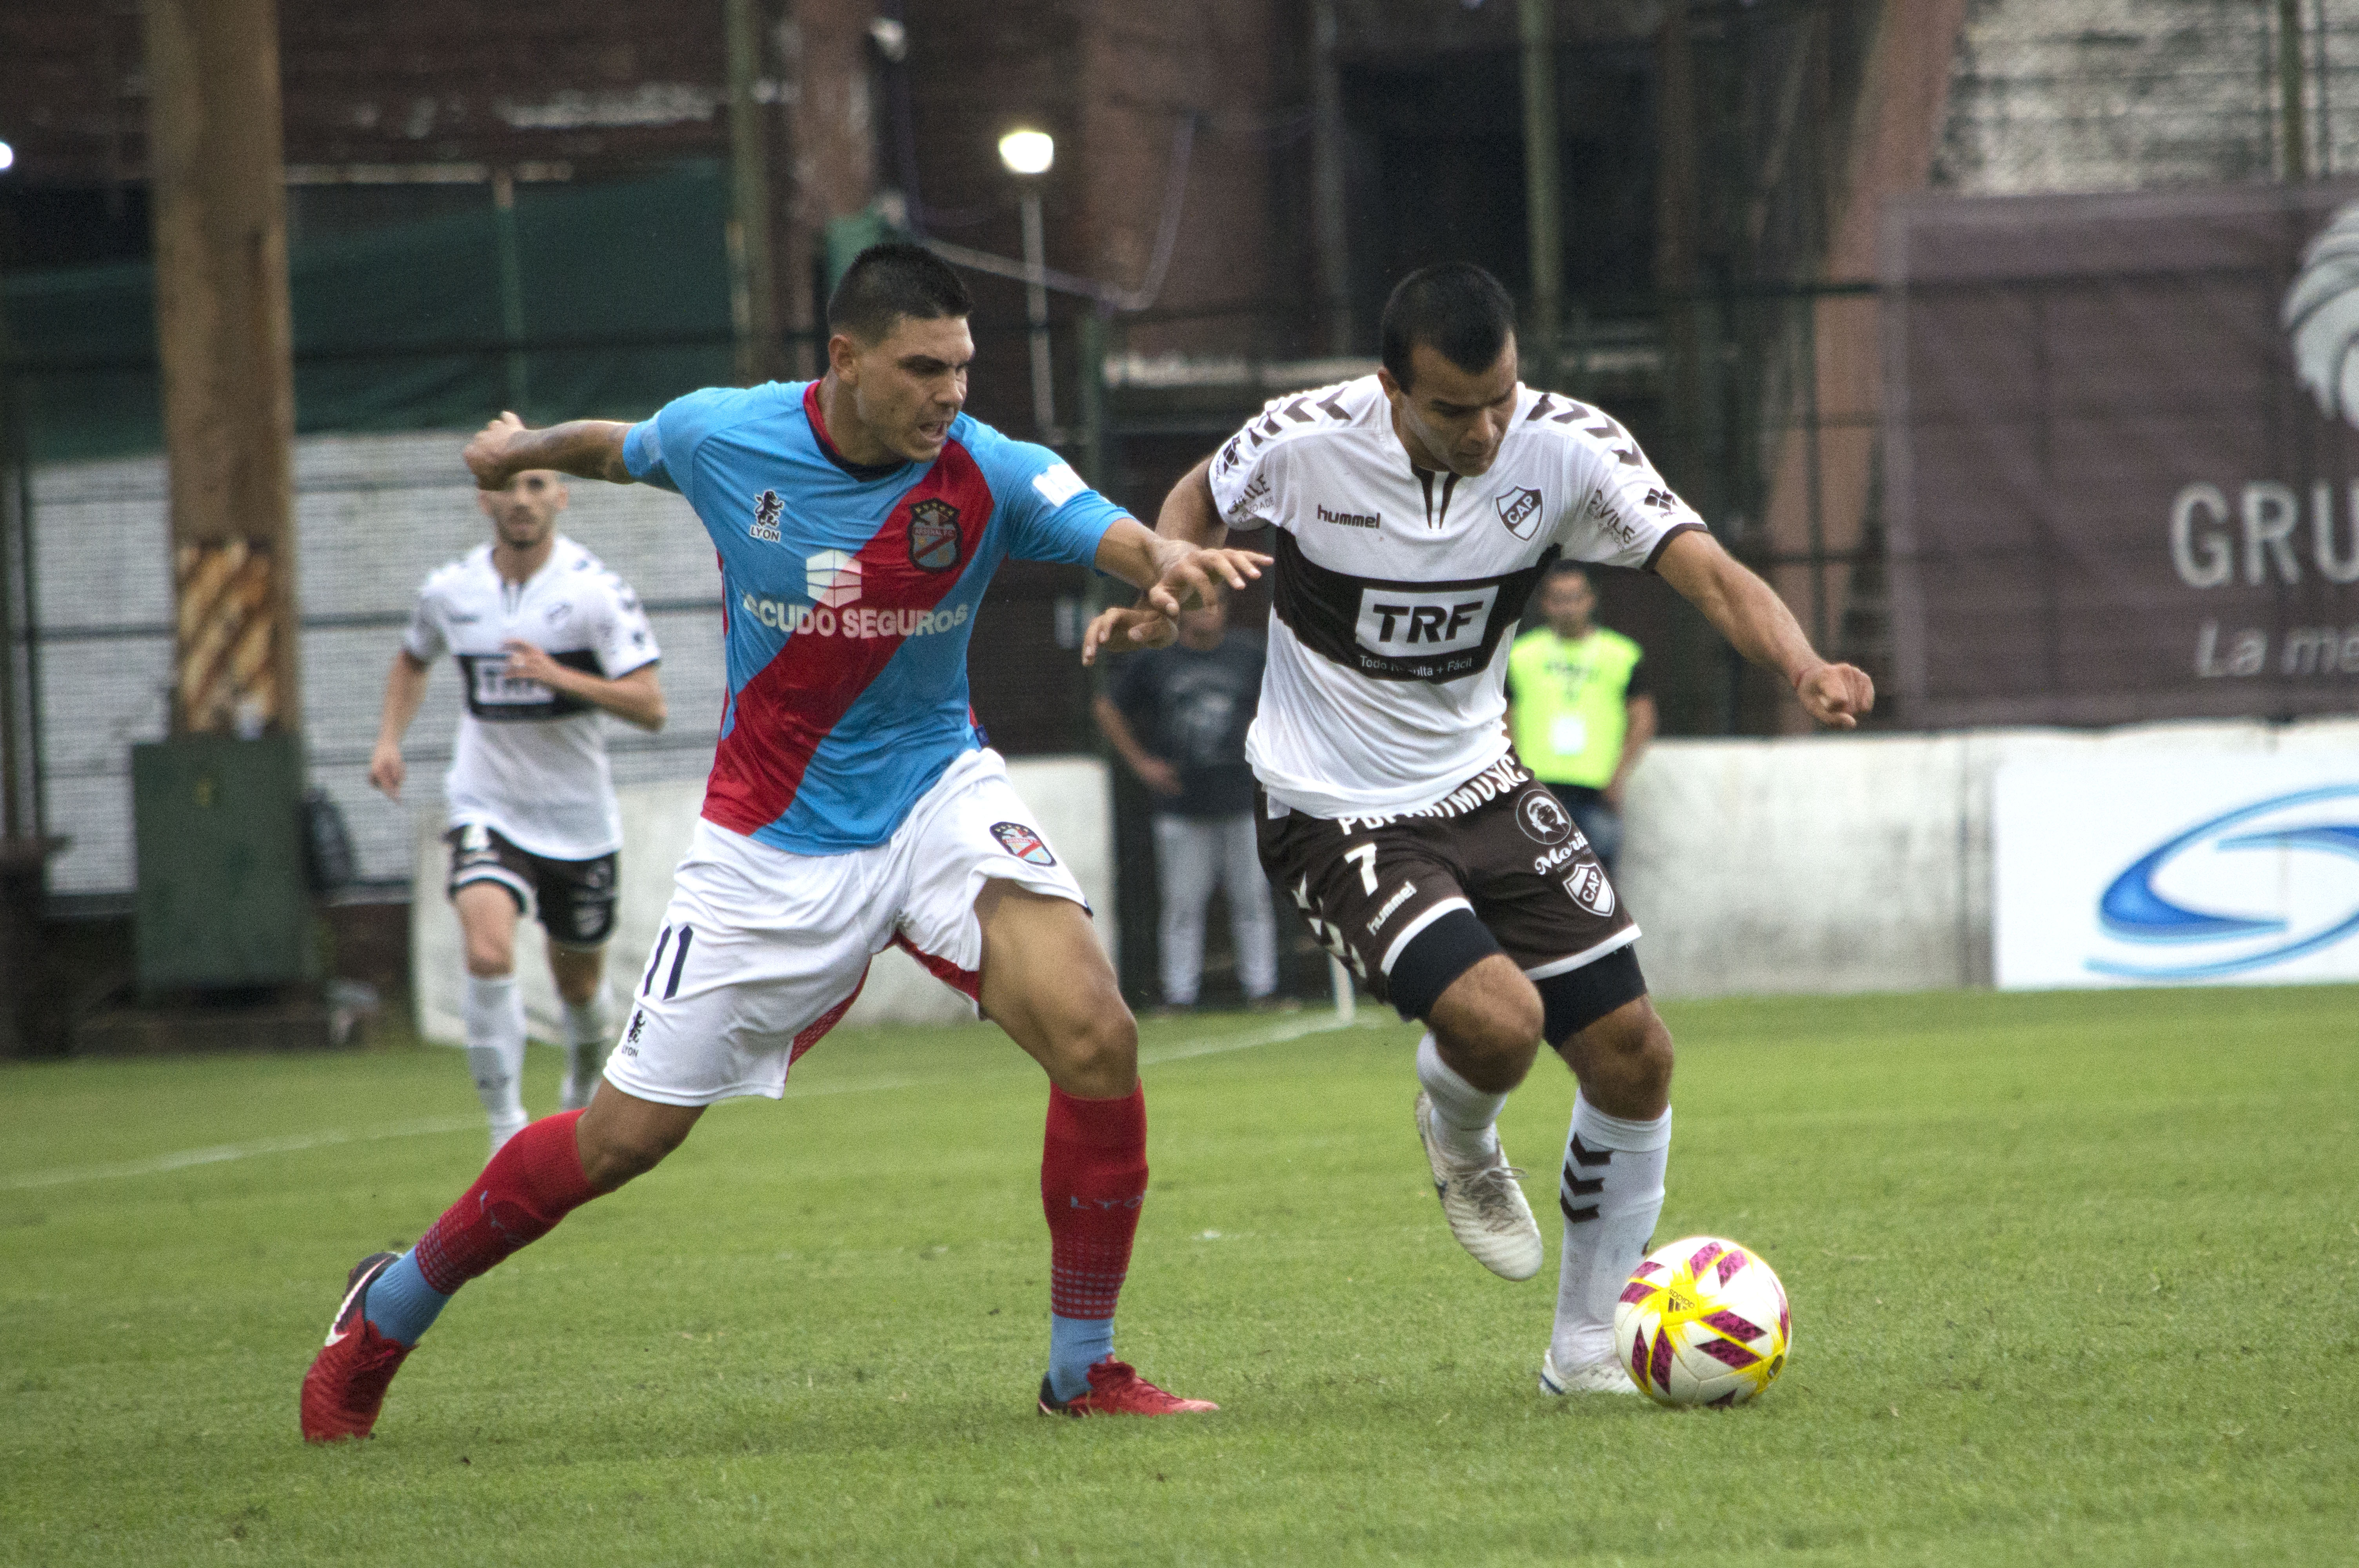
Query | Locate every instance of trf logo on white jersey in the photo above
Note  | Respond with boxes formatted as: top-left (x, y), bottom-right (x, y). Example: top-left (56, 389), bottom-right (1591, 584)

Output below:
top-left (807, 550), bottom-right (861, 607)
top-left (1354, 585), bottom-right (1499, 659)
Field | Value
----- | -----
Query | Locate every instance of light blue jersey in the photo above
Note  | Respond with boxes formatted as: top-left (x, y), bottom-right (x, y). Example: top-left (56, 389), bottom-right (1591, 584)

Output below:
top-left (623, 380), bottom-right (1123, 853)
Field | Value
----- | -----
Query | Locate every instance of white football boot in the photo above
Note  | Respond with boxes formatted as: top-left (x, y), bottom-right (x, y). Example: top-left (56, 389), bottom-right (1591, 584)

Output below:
top-left (1413, 1091), bottom-right (1544, 1281)
top-left (1539, 1347), bottom-right (1641, 1396)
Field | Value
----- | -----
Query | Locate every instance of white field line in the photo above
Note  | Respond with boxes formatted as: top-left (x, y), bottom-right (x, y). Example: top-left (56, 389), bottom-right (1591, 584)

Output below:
top-left (5, 1014), bottom-right (1374, 1191)
top-left (1139, 1011), bottom-right (1366, 1065)
top-left (3, 1114), bottom-right (481, 1191)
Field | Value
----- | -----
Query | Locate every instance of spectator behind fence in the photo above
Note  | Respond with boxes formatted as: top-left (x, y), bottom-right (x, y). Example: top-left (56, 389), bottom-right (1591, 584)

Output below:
top-left (1505, 563), bottom-right (1656, 878)
top-left (1092, 600), bottom-right (1283, 1011)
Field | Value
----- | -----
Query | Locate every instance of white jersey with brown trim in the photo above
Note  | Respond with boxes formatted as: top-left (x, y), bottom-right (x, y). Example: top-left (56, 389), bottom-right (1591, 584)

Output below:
top-left (403, 535), bottom-right (661, 861)
top-left (1207, 375), bottom-right (1705, 818)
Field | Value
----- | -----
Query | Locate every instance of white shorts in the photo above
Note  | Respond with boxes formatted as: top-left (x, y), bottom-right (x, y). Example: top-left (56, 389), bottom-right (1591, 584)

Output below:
top-left (603, 748), bottom-right (1087, 1106)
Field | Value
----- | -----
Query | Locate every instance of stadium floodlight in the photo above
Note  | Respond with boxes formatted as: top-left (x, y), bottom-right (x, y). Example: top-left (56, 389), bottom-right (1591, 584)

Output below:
top-left (998, 128), bottom-right (1058, 434)
top-left (0, 142), bottom-right (15, 175)
top-left (997, 129), bottom-right (1054, 177)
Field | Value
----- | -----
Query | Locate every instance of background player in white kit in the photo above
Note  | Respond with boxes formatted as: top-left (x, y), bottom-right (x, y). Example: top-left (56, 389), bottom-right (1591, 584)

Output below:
top-left (1088, 263), bottom-right (1872, 1395)
top-left (370, 467), bottom-right (666, 1154)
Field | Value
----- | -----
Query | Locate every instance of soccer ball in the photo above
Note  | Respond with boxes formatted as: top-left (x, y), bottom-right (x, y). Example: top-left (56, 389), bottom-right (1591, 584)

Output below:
top-left (1612, 1235), bottom-right (1790, 1407)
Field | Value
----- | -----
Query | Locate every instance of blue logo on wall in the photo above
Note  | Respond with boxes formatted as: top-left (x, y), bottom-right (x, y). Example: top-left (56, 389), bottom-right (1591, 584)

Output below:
top-left (2090, 784), bottom-right (2359, 979)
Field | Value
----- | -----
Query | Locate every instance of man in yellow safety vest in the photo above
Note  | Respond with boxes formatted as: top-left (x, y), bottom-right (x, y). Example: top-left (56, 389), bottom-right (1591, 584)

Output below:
top-left (1505, 563), bottom-right (1656, 878)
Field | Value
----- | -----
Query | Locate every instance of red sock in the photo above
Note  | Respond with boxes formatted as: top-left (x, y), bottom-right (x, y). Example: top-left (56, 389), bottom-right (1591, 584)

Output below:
top-left (1041, 1084), bottom-right (1148, 1321)
top-left (412, 1110), bottom-right (599, 1295)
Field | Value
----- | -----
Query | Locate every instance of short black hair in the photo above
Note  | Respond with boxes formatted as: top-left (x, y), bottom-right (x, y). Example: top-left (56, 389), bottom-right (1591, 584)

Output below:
top-left (827, 241), bottom-right (973, 344)
top-left (1380, 263), bottom-right (1517, 391)
top-left (1543, 560), bottom-right (1594, 586)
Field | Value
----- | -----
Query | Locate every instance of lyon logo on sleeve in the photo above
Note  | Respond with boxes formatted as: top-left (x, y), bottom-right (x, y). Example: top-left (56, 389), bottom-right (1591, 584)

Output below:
top-left (990, 821), bottom-right (1058, 866)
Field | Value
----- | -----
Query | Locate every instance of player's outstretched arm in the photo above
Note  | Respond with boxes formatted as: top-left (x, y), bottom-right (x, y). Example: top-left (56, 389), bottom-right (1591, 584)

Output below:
top-left (1081, 456), bottom-right (1258, 664)
top-left (1083, 518), bottom-right (1269, 665)
top-left (1653, 530), bottom-right (1875, 729)
top-left (1156, 455), bottom-right (1228, 548)
top-left (369, 649), bottom-right (431, 800)
top-left (463, 411), bottom-right (634, 490)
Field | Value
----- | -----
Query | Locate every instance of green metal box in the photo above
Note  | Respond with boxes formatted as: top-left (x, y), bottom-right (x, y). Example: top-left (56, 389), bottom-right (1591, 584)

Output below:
top-left (132, 734), bottom-right (316, 993)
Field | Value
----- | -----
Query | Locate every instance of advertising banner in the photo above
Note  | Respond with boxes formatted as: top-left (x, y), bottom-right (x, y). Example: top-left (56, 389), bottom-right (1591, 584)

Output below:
top-left (1885, 183), bottom-right (2359, 727)
top-left (1993, 755), bottom-right (2359, 989)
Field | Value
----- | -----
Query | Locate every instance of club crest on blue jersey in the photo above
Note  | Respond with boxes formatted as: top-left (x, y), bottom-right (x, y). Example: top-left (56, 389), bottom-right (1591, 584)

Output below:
top-left (749, 489), bottom-right (784, 543)
top-left (990, 820), bottom-right (1056, 866)
top-left (908, 499), bottom-right (962, 572)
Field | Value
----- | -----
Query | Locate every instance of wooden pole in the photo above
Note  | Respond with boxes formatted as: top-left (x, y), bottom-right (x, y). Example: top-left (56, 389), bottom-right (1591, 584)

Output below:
top-left (143, 0), bottom-right (300, 739)
top-left (727, 0), bottom-right (782, 383)
top-left (1519, 0), bottom-right (1562, 392)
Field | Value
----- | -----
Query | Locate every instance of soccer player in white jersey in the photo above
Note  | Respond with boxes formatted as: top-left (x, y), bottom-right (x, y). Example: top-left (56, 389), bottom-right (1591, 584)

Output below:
top-left (370, 469), bottom-right (667, 1154)
top-left (1087, 263), bottom-right (1872, 1396)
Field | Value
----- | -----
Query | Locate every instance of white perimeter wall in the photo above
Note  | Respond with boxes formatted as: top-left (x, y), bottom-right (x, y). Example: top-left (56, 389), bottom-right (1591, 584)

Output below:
top-left (1594, 716), bottom-right (2359, 998)
top-left (412, 718), bottom-right (2359, 1040)
top-left (412, 756), bottom-right (1113, 1044)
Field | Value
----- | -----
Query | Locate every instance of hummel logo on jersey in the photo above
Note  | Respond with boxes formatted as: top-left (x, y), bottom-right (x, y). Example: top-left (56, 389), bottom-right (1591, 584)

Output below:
top-left (1365, 879), bottom-right (1417, 933)
top-left (750, 489), bottom-right (784, 542)
top-left (807, 550), bottom-right (860, 607)
top-left (1317, 504), bottom-right (1380, 529)
top-left (1496, 487), bottom-right (1543, 539)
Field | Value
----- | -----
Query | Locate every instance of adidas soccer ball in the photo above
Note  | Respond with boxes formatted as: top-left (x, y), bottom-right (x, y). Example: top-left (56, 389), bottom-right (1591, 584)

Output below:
top-left (1612, 1235), bottom-right (1790, 1407)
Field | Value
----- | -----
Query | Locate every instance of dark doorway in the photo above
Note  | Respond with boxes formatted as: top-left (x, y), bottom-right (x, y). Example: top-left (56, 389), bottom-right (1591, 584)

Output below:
top-left (1339, 41), bottom-right (1657, 337)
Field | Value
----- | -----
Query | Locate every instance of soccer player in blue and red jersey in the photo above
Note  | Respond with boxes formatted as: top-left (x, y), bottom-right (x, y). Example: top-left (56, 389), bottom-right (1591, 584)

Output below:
top-left (301, 243), bottom-right (1266, 1438)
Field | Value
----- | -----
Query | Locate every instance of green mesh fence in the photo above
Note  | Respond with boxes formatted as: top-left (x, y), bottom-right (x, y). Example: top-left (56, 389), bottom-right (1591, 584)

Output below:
top-left (3, 163), bottom-right (735, 464)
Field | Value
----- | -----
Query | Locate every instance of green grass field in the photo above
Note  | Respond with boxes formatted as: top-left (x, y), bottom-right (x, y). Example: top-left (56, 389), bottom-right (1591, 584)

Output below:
top-left (3, 986), bottom-right (2355, 1565)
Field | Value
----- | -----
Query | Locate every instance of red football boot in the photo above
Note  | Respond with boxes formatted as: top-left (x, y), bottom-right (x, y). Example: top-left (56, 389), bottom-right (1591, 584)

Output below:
top-left (1037, 1358), bottom-right (1218, 1417)
top-left (300, 1252), bottom-right (414, 1442)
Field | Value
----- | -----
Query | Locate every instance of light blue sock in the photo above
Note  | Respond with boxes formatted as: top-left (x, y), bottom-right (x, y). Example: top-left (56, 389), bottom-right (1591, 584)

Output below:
top-left (1047, 1314), bottom-right (1116, 1401)
top-left (362, 1252), bottom-right (451, 1346)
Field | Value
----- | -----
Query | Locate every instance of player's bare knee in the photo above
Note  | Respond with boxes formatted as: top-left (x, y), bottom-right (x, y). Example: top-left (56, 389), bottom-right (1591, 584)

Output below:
top-left (551, 952), bottom-right (605, 1004)
top-left (576, 1116), bottom-right (689, 1191)
top-left (1427, 954), bottom-right (1543, 1090)
top-left (1046, 1004), bottom-right (1138, 1098)
top-left (1563, 996), bottom-right (1674, 1103)
top-left (574, 1086), bottom-right (701, 1191)
top-left (463, 940), bottom-right (513, 979)
top-left (1625, 1014), bottom-right (1674, 1098)
top-left (1438, 997), bottom-right (1543, 1089)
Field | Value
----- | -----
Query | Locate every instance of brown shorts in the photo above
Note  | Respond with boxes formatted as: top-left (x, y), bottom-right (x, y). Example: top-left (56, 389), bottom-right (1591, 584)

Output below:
top-left (1257, 755), bottom-right (1638, 1017)
top-left (445, 823), bottom-right (618, 949)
